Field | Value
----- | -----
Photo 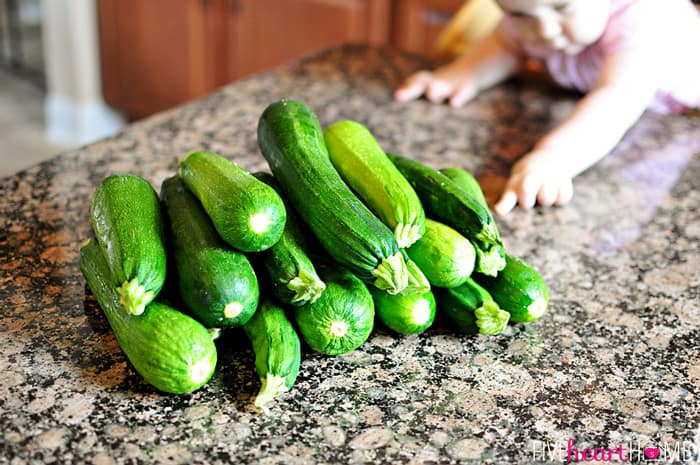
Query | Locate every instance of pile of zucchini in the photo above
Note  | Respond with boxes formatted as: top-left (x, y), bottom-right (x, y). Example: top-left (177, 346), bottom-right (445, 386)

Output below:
top-left (79, 99), bottom-right (548, 408)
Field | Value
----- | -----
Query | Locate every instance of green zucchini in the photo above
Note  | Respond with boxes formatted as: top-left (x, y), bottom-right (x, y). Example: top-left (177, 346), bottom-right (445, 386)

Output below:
top-left (475, 254), bottom-right (549, 323)
top-left (160, 176), bottom-right (259, 328)
top-left (178, 151), bottom-right (286, 253)
top-left (79, 238), bottom-right (217, 394)
top-left (294, 266), bottom-right (374, 355)
top-left (257, 99), bottom-right (429, 295)
top-left (387, 153), bottom-right (505, 277)
top-left (243, 300), bottom-right (301, 408)
top-left (436, 277), bottom-right (510, 335)
top-left (252, 172), bottom-right (325, 305)
top-left (440, 166), bottom-right (506, 276)
top-left (406, 218), bottom-right (475, 288)
top-left (324, 120), bottom-right (426, 248)
top-left (90, 174), bottom-right (167, 316)
top-left (439, 167), bottom-right (488, 207)
top-left (372, 288), bottom-right (436, 335)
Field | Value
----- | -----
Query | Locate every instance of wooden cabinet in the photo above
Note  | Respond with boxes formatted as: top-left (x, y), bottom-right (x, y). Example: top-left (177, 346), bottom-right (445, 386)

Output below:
top-left (98, 0), bottom-right (221, 120)
top-left (219, 0), bottom-right (390, 82)
top-left (392, 0), bottom-right (465, 59)
top-left (98, 0), bottom-right (459, 120)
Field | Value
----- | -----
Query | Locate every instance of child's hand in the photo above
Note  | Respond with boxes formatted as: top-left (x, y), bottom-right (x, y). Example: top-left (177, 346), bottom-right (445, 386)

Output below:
top-left (394, 33), bottom-right (519, 108)
top-left (394, 66), bottom-right (479, 108)
top-left (494, 149), bottom-right (574, 215)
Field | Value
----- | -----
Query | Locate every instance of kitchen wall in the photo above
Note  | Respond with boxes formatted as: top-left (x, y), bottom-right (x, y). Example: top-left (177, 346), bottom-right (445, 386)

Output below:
top-left (41, 0), bottom-right (125, 146)
top-left (0, 0), bottom-right (126, 176)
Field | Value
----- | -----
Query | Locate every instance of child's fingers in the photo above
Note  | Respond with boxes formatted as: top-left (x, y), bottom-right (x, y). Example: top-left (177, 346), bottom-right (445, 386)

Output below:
top-left (517, 175), bottom-right (540, 209)
top-left (495, 172), bottom-right (538, 215)
top-left (394, 71), bottom-right (433, 102)
top-left (496, 171), bottom-right (573, 215)
top-left (449, 81), bottom-right (477, 108)
top-left (425, 80), bottom-right (453, 103)
top-left (537, 181), bottom-right (559, 206)
top-left (555, 178), bottom-right (574, 205)
top-left (494, 190), bottom-right (518, 216)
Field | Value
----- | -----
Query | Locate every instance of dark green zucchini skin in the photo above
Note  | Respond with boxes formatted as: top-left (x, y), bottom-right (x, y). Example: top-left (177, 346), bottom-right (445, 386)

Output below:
top-left (90, 174), bottom-right (167, 316)
top-left (406, 218), bottom-right (475, 288)
top-left (294, 265), bottom-right (374, 356)
top-left (244, 299), bottom-right (301, 408)
top-left (372, 288), bottom-right (436, 335)
top-left (440, 167), bottom-right (488, 207)
top-left (178, 151), bottom-right (286, 253)
top-left (474, 254), bottom-right (549, 323)
top-left (436, 277), bottom-right (509, 335)
top-left (324, 120), bottom-right (426, 249)
top-left (257, 99), bottom-right (425, 295)
top-left (79, 238), bottom-right (217, 394)
top-left (387, 154), bottom-right (506, 276)
top-left (160, 176), bottom-right (259, 328)
top-left (251, 172), bottom-right (325, 306)
top-left (439, 166), bottom-right (505, 276)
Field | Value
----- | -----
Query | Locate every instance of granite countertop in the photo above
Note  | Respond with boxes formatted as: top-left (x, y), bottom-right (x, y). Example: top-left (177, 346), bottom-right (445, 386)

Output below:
top-left (2, 45), bottom-right (700, 465)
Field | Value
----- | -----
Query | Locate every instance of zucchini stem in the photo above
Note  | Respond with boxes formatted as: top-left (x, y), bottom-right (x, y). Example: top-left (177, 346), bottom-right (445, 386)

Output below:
top-left (370, 252), bottom-right (409, 295)
top-left (476, 221), bottom-right (503, 249)
top-left (254, 374), bottom-right (288, 408)
top-left (402, 259), bottom-right (431, 295)
top-left (117, 278), bottom-right (153, 316)
top-left (287, 269), bottom-right (326, 305)
top-left (475, 244), bottom-right (506, 277)
top-left (475, 300), bottom-right (510, 335)
top-left (394, 222), bottom-right (425, 249)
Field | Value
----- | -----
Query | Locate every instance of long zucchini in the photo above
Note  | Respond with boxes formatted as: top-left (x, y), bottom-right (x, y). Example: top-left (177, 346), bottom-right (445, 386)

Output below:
top-left (406, 218), bottom-right (475, 288)
top-left (324, 120), bottom-right (426, 248)
top-left (372, 288), bottom-right (436, 335)
top-left (440, 166), bottom-right (506, 275)
top-left (439, 167), bottom-right (488, 207)
top-left (160, 176), bottom-right (259, 328)
top-left (244, 300), bottom-right (301, 408)
top-left (436, 277), bottom-right (510, 335)
top-left (90, 174), bottom-right (167, 316)
top-left (79, 238), bottom-right (217, 394)
top-left (178, 151), bottom-right (286, 253)
top-left (475, 254), bottom-right (549, 323)
top-left (294, 266), bottom-right (374, 355)
top-left (257, 99), bottom-right (429, 295)
top-left (388, 153), bottom-right (505, 276)
top-left (252, 172), bottom-right (325, 305)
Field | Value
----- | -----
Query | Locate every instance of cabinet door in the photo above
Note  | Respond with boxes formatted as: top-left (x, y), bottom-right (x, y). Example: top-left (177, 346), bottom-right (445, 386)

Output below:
top-left (98, 0), bottom-right (220, 119)
top-left (392, 0), bottom-right (464, 58)
top-left (219, 0), bottom-right (391, 82)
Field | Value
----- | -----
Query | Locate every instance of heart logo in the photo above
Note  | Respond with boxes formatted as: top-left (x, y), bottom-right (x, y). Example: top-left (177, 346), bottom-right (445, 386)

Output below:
top-left (644, 447), bottom-right (660, 460)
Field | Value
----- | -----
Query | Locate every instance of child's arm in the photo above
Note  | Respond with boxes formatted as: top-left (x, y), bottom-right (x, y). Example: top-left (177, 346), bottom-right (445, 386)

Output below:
top-left (394, 30), bottom-right (521, 108)
top-left (494, 48), bottom-right (661, 215)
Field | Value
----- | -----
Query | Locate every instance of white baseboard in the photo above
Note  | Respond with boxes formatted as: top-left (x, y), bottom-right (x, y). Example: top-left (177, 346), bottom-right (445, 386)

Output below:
top-left (45, 94), bottom-right (126, 146)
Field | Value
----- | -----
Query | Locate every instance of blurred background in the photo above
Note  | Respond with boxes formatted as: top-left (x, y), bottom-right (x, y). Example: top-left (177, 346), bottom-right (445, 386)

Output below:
top-left (1, 0), bottom-right (699, 177)
top-left (1, 0), bottom-right (472, 177)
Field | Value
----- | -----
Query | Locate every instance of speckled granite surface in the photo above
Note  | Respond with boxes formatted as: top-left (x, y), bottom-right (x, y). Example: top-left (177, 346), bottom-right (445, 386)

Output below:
top-left (2, 45), bottom-right (700, 465)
